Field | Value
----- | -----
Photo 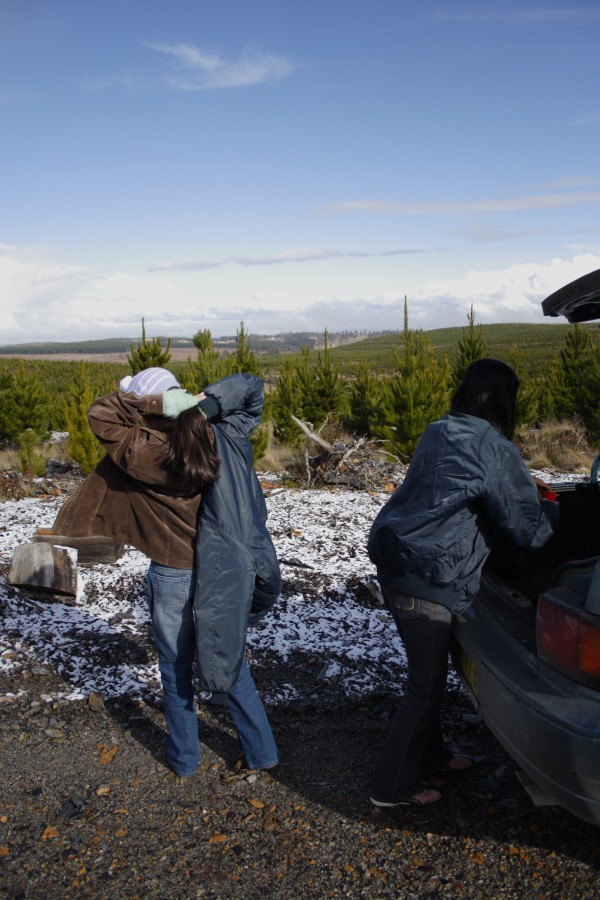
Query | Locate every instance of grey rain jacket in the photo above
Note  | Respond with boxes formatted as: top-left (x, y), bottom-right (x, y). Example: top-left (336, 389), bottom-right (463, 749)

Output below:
top-left (194, 373), bottom-right (281, 699)
top-left (368, 412), bottom-right (559, 614)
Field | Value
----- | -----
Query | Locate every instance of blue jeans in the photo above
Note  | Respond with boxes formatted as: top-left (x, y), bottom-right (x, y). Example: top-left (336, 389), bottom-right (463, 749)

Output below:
top-left (370, 588), bottom-right (452, 803)
top-left (146, 562), bottom-right (279, 777)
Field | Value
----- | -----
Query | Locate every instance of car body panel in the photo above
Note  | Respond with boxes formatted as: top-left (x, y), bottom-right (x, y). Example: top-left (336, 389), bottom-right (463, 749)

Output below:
top-left (452, 575), bottom-right (600, 826)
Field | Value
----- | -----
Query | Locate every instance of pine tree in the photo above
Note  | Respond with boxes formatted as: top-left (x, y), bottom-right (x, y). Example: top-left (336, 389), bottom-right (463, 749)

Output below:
top-left (508, 344), bottom-right (538, 426)
top-left (250, 422), bottom-right (269, 462)
top-left (345, 360), bottom-right (383, 436)
top-left (18, 429), bottom-right (45, 479)
top-left (0, 370), bottom-right (12, 438)
top-left (553, 324), bottom-right (592, 420)
top-left (309, 330), bottom-right (348, 424)
top-left (270, 355), bottom-right (305, 445)
top-left (183, 322), bottom-right (261, 392)
top-left (181, 329), bottom-right (225, 392)
top-left (451, 305), bottom-right (486, 390)
top-left (536, 355), bottom-right (562, 423)
top-left (578, 329), bottom-right (600, 443)
top-left (374, 301), bottom-right (450, 458)
top-left (295, 346), bottom-right (317, 425)
top-left (0, 361), bottom-right (51, 442)
top-left (228, 321), bottom-right (262, 376)
top-left (63, 363), bottom-right (105, 474)
top-left (127, 319), bottom-right (172, 373)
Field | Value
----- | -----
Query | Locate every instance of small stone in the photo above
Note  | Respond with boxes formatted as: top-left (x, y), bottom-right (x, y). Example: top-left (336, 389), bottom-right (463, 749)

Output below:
top-left (88, 691), bottom-right (105, 712)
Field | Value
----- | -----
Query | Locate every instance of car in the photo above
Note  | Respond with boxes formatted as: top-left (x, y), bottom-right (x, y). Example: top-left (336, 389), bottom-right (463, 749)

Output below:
top-left (451, 268), bottom-right (600, 827)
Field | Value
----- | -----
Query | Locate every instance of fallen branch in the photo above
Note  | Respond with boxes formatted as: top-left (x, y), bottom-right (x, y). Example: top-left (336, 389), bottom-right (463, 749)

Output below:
top-left (289, 416), bottom-right (408, 491)
top-left (291, 415), bottom-right (336, 452)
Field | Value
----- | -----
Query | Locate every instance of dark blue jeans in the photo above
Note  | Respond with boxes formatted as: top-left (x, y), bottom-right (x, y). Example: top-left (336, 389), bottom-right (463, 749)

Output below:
top-left (146, 562), bottom-right (279, 777)
top-left (370, 587), bottom-right (452, 803)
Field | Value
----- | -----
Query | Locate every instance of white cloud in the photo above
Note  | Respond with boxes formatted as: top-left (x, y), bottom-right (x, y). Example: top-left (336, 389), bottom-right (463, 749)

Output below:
top-left (0, 251), bottom-right (191, 342)
top-left (319, 192), bottom-right (600, 216)
top-left (435, 8), bottom-right (600, 26)
top-left (148, 260), bottom-right (221, 272)
top-left (575, 113), bottom-right (600, 126)
top-left (83, 74), bottom-right (142, 92)
top-left (451, 224), bottom-right (541, 244)
top-left (1, 245), bottom-right (599, 344)
top-left (410, 254), bottom-right (600, 327)
top-left (526, 176), bottom-right (599, 190)
top-left (233, 249), bottom-right (343, 266)
top-left (145, 42), bottom-right (293, 90)
top-left (149, 247), bottom-right (426, 272)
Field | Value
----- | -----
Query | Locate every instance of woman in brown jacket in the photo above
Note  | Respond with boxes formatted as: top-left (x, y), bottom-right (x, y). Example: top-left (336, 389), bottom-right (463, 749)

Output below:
top-left (53, 367), bottom-right (279, 778)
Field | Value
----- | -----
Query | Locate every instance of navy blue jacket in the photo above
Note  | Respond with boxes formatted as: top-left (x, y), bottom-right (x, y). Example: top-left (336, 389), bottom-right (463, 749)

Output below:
top-left (368, 412), bottom-right (559, 614)
top-left (194, 374), bottom-right (281, 697)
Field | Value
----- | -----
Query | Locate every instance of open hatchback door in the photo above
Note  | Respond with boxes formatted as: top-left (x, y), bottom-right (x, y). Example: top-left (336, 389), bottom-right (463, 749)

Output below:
top-left (542, 267), bottom-right (600, 323)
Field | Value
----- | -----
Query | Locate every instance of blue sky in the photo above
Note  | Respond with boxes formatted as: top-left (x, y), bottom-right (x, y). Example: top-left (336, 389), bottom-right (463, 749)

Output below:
top-left (1, 0), bottom-right (599, 344)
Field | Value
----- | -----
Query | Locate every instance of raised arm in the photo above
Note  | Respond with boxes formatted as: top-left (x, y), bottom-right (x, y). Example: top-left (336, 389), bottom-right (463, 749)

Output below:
top-left (87, 390), bottom-right (177, 487)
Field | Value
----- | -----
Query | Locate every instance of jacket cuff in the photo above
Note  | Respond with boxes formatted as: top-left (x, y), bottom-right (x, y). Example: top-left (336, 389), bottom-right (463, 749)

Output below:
top-left (162, 389), bottom-right (199, 418)
top-left (198, 395), bottom-right (220, 420)
top-left (209, 692), bottom-right (229, 707)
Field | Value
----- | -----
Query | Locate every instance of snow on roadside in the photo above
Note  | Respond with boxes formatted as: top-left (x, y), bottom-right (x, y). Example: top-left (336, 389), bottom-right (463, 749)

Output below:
top-left (0, 468), bottom-right (587, 707)
top-left (0, 488), bottom-right (404, 707)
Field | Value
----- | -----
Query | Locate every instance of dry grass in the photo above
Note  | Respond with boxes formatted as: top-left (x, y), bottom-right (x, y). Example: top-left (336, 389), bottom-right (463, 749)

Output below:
top-left (517, 419), bottom-right (595, 474)
top-left (0, 447), bottom-right (20, 471)
top-left (255, 439), bottom-right (306, 483)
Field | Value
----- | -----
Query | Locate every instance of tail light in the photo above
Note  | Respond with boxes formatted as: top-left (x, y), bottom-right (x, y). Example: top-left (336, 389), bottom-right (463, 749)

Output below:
top-left (536, 590), bottom-right (600, 690)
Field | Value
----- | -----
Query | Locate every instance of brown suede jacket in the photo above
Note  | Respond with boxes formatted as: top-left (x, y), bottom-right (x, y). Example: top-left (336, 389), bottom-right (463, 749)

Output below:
top-left (52, 391), bottom-right (201, 568)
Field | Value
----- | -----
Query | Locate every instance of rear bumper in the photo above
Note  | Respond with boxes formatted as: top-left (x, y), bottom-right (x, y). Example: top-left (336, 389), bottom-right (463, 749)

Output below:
top-left (452, 593), bottom-right (600, 827)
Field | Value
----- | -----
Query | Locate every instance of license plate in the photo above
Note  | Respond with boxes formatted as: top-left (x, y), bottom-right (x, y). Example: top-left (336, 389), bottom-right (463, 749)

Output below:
top-left (459, 647), bottom-right (478, 701)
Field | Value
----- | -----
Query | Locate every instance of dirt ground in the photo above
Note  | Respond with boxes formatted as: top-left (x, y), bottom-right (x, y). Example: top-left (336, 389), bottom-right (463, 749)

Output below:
top-left (1, 656), bottom-right (599, 899)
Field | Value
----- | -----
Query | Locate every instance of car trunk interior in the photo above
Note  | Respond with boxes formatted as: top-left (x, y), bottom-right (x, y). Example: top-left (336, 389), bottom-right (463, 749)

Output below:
top-left (484, 482), bottom-right (600, 605)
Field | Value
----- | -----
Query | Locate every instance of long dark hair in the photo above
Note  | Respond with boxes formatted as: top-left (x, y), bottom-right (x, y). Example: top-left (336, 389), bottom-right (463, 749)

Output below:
top-left (451, 358), bottom-right (519, 440)
top-left (165, 406), bottom-right (220, 489)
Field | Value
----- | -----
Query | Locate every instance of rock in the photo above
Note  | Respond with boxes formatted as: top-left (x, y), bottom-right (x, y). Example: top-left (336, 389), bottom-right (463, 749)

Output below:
top-left (88, 691), bottom-right (105, 712)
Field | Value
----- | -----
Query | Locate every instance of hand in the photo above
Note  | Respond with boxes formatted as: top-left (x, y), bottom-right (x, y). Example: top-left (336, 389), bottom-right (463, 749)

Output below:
top-left (196, 392), bottom-right (206, 401)
top-left (533, 476), bottom-right (550, 497)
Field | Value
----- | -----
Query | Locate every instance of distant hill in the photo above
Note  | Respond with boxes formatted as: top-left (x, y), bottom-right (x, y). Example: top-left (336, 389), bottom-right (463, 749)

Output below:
top-left (261, 322), bottom-right (600, 379)
top-left (0, 331), bottom-right (369, 357)
top-left (1, 323), bottom-right (598, 381)
top-left (0, 337), bottom-right (194, 356)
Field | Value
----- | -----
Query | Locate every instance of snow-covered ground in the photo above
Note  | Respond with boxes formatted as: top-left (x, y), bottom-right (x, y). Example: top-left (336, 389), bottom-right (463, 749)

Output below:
top-left (0, 469), bottom-right (586, 708)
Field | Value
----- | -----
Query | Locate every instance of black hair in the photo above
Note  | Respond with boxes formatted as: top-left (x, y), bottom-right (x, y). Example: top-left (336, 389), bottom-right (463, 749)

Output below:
top-left (165, 406), bottom-right (220, 489)
top-left (450, 358), bottom-right (520, 440)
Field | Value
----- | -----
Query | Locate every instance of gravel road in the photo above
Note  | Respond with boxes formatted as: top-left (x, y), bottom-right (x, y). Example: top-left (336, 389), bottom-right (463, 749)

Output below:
top-left (1, 660), bottom-right (599, 899)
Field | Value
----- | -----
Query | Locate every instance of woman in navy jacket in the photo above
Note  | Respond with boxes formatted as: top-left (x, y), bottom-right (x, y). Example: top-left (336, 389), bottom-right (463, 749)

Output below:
top-left (367, 359), bottom-right (559, 808)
